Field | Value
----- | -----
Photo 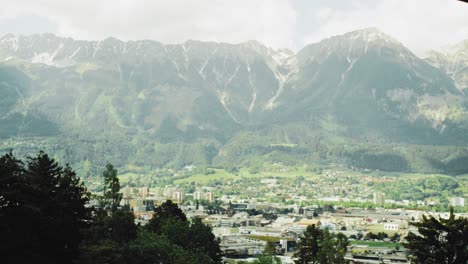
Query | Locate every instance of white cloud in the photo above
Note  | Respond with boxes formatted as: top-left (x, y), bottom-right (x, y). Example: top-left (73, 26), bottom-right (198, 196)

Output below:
top-left (300, 0), bottom-right (468, 54)
top-left (0, 0), bottom-right (297, 50)
top-left (0, 0), bottom-right (467, 54)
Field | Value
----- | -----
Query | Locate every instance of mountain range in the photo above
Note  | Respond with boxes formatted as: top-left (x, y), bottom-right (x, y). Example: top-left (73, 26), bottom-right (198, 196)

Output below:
top-left (1, 28), bottom-right (468, 174)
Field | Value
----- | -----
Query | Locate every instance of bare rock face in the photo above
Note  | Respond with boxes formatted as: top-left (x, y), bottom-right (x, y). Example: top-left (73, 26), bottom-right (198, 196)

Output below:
top-left (425, 40), bottom-right (468, 92)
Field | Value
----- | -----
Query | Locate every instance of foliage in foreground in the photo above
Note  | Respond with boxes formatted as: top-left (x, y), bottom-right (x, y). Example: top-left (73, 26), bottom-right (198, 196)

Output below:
top-left (0, 151), bottom-right (222, 264)
top-left (238, 242), bottom-right (283, 264)
top-left (0, 151), bottom-right (91, 263)
top-left (1, 150), bottom-right (468, 264)
top-left (294, 224), bottom-right (348, 264)
top-left (404, 208), bottom-right (468, 264)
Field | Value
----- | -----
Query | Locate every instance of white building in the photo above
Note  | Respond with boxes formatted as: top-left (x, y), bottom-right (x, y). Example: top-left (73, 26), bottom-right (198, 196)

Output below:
top-left (172, 191), bottom-right (184, 203)
top-left (204, 192), bottom-right (215, 202)
top-left (272, 217), bottom-right (295, 228)
top-left (193, 191), bottom-right (203, 200)
top-left (139, 187), bottom-right (149, 197)
top-left (261, 178), bottom-right (278, 184)
top-left (373, 192), bottom-right (385, 206)
top-left (449, 197), bottom-right (465, 207)
top-left (384, 223), bottom-right (399, 231)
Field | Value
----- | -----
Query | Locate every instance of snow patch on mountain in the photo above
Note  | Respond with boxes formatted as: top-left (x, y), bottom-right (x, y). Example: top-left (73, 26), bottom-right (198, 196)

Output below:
top-left (425, 40), bottom-right (468, 92)
top-left (1, 34), bottom-right (19, 52)
top-left (218, 90), bottom-right (240, 124)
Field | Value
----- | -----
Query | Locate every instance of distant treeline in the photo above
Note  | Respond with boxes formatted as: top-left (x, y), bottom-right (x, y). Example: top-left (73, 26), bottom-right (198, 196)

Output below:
top-left (2, 130), bottom-right (468, 177)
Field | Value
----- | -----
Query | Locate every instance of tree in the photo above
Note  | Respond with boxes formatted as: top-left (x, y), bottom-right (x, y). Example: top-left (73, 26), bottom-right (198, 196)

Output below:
top-left (0, 151), bottom-right (27, 263)
top-left (254, 242), bottom-right (282, 264)
top-left (390, 233), bottom-right (400, 242)
top-left (99, 164), bottom-right (136, 243)
top-left (0, 151), bottom-right (23, 208)
top-left (317, 229), bottom-right (335, 264)
top-left (250, 254), bottom-right (283, 264)
top-left (101, 163), bottom-right (122, 214)
top-left (357, 231), bottom-right (364, 240)
top-left (28, 152), bottom-right (92, 262)
top-left (332, 232), bottom-right (348, 264)
top-left (78, 239), bottom-right (126, 264)
top-left (109, 209), bottom-right (137, 244)
top-left (127, 229), bottom-right (212, 264)
top-left (187, 217), bottom-right (223, 263)
top-left (54, 165), bottom-right (92, 255)
top-left (404, 208), bottom-right (468, 264)
top-left (294, 225), bottom-right (321, 264)
top-left (294, 225), bottom-right (349, 264)
top-left (78, 164), bottom-right (136, 264)
top-left (0, 151), bottom-right (91, 263)
top-left (145, 200), bottom-right (222, 263)
top-left (146, 200), bottom-right (187, 233)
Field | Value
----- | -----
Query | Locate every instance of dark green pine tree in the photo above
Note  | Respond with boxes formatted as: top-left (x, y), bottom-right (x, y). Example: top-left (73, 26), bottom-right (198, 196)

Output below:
top-left (246, 242), bottom-right (282, 264)
top-left (0, 151), bottom-right (27, 263)
top-left (0, 151), bottom-right (91, 264)
top-left (316, 229), bottom-right (348, 264)
top-left (294, 225), bottom-right (349, 264)
top-left (187, 217), bottom-right (223, 263)
top-left (101, 163), bottom-right (122, 214)
top-left (127, 230), bottom-right (203, 264)
top-left (54, 165), bottom-right (92, 258)
top-left (78, 163), bottom-right (136, 264)
top-left (0, 151), bottom-right (24, 208)
top-left (146, 199), bottom-right (187, 233)
top-left (404, 208), bottom-right (468, 264)
top-left (294, 224), bottom-right (322, 264)
top-left (25, 152), bottom-right (91, 263)
top-left (317, 229), bottom-right (335, 264)
top-left (142, 200), bottom-right (223, 263)
top-left (333, 232), bottom-right (349, 264)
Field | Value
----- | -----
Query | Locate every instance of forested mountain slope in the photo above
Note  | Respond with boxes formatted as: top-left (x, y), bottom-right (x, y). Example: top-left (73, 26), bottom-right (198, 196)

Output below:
top-left (1, 29), bottom-right (468, 175)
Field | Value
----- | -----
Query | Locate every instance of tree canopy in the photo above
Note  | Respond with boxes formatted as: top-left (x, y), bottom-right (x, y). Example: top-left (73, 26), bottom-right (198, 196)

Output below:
top-left (144, 200), bottom-right (223, 263)
top-left (0, 151), bottom-right (91, 263)
top-left (101, 163), bottom-right (123, 214)
top-left (404, 208), bottom-right (468, 264)
top-left (0, 151), bottom-right (222, 264)
top-left (294, 224), bottom-right (348, 264)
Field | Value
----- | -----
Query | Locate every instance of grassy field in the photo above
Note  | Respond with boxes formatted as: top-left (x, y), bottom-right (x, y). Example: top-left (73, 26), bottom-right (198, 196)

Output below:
top-left (174, 169), bottom-right (239, 184)
top-left (350, 240), bottom-right (400, 248)
top-left (360, 169), bottom-right (450, 179)
top-left (237, 167), bottom-right (320, 179)
top-left (174, 166), bottom-right (321, 184)
top-left (245, 235), bottom-right (281, 242)
top-left (364, 224), bottom-right (397, 236)
top-left (118, 172), bottom-right (140, 184)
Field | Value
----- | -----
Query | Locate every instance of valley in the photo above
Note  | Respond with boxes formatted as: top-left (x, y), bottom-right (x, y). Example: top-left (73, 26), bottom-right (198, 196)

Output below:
top-left (1, 29), bottom-right (468, 191)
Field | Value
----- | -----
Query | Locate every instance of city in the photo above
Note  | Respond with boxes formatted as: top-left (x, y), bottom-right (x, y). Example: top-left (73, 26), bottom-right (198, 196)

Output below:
top-left (107, 165), bottom-right (467, 263)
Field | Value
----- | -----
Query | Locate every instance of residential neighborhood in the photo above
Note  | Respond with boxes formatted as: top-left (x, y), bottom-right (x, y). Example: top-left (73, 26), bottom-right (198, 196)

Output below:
top-left (109, 167), bottom-right (468, 263)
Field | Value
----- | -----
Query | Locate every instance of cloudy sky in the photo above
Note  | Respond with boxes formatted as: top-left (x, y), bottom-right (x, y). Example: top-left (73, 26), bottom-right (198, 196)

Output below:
top-left (0, 0), bottom-right (467, 54)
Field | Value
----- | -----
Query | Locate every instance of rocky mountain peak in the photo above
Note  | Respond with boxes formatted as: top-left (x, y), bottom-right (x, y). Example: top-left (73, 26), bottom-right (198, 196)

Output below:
top-left (0, 30), bottom-right (466, 144)
top-left (425, 39), bottom-right (468, 92)
top-left (349, 27), bottom-right (397, 41)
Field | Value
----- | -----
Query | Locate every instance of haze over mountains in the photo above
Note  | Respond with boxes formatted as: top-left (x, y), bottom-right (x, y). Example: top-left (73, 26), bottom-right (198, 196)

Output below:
top-left (1, 28), bottom-right (468, 174)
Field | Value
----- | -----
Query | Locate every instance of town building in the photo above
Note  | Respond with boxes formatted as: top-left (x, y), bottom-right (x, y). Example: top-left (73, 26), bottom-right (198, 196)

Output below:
top-left (449, 197), bottom-right (465, 207)
top-left (373, 192), bottom-right (385, 206)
